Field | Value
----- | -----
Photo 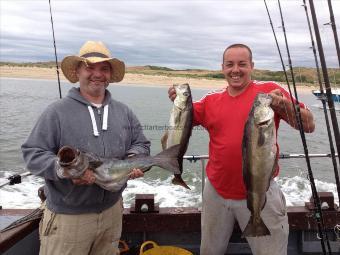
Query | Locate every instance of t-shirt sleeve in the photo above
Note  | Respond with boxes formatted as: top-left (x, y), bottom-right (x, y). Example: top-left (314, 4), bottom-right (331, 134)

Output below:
top-left (193, 96), bottom-right (206, 127)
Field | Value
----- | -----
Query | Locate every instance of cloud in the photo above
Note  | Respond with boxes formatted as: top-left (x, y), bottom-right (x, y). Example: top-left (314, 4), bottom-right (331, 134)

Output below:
top-left (1, 0), bottom-right (339, 70)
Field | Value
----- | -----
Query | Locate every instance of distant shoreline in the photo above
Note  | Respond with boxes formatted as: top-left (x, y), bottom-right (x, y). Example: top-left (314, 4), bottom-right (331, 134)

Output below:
top-left (0, 65), bottom-right (317, 93)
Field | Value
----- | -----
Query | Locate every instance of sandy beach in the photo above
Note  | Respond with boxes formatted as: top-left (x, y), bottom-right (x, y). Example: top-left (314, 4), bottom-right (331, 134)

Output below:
top-left (0, 65), bottom-right (315, 93)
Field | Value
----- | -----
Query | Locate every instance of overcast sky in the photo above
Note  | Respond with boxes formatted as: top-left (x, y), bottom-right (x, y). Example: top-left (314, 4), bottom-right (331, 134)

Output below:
top-left (1, 0), bottom-right (339, 70)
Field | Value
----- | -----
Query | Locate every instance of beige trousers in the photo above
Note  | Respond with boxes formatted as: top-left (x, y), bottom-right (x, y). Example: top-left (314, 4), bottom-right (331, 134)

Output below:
top-left (39, 198), bottom-right (123, 255)
top-left (201, 179), bottom-right (289, 255)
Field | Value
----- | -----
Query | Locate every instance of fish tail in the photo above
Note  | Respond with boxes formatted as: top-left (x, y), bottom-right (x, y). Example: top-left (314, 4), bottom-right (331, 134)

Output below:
top-left (172, 158), bottom-right (190, 189)
top-left (242, 216), bottom-right (271, 237)
top-left (153, 144), bottom-right (181, 174)
top-left (172, 174), bottom-right (190, 189)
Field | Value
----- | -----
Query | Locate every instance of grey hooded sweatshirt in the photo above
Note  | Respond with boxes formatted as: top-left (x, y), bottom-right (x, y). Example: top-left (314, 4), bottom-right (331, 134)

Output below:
top-left (22, 87), bottom-right (150, 214)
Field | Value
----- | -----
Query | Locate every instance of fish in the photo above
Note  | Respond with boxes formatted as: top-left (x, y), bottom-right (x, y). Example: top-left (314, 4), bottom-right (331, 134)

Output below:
top-left (56, 144), bottom-right (181, 192)
top-left (161, 83), bottom-right (193, 189)
top-left (241, 93), bottom-right (278, 237)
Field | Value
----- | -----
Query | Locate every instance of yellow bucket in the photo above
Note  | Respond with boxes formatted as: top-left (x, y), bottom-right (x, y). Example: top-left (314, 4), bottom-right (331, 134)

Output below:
top-left (139, 241), bottom-right (193, 255)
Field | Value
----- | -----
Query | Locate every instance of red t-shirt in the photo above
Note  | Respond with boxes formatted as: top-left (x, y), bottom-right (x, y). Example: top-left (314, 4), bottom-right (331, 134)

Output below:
top-left (193, 80), bottom-right (307, 199)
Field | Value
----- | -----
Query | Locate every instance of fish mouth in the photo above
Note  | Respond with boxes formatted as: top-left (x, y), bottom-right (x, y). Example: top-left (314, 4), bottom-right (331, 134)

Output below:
top-left (58, 146), bottom-right (78, 167)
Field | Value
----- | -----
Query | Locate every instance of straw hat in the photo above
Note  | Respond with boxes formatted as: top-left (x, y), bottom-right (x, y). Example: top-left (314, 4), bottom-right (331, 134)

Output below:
top-left (61, 41), bottom-right (125, 83)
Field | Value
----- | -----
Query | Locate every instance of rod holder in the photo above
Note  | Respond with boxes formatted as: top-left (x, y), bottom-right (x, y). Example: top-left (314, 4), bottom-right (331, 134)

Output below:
top-left (130, 194), bottom-right (159, 213)
top-left (305, 192), bottom-right (336, 210)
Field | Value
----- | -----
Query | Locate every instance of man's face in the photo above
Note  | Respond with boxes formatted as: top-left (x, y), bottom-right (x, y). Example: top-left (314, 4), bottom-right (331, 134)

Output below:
top-left (222, 47), bottom-right (254, 92)
top-left (77, 61), bottom-right (112, 99)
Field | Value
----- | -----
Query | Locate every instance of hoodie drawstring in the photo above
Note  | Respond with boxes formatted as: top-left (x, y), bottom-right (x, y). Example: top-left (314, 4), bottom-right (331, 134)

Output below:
top-left (102, 104), bottom-right (108, 130)
top-left (87, 105), bottom-right (109, 136)
top-left (88, 106), bottom-right (99, 136)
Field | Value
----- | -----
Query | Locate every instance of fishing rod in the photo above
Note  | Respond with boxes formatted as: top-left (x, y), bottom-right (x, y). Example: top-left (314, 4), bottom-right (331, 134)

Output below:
top-left (48, 0), bottom-right (62, 99)
top-left (277, 0), bottom-right (333, 253)
top-left (302, 0), bottom-right (340, 208)
top-left (264, 0), bottom-right (332, 253)
top-left (326, 0), bottom-right (340, 67)
top-left (308, 0), bottom-right (340, 169)
top-left (263, 0), bottom-right (293, 105)
top-left (263, 0), bottom-right (295, 127)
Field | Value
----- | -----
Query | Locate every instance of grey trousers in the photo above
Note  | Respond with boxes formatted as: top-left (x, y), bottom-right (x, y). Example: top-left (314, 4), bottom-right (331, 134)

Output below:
top-left (200, 179), bottom-right (289, 255)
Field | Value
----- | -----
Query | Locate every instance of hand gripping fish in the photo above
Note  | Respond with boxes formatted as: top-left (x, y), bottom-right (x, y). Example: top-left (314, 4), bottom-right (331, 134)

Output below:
top-left (242, 93), bottom-right (278, 237)
top-left (56, 144), bottom-right (181, 192)
top-left (161, 83), bottom-right (193, 189)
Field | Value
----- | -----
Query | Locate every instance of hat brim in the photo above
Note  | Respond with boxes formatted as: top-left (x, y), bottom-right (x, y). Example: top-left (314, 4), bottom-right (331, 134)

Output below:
top-left (61, 56), bottom-right (125, 83)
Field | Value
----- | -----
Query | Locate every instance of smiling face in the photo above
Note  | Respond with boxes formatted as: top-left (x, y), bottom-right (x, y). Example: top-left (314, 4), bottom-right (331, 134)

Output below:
top-left (76, 61), bottom-right (112, 103)
top-left (222, 46), bottom-right (254, 96)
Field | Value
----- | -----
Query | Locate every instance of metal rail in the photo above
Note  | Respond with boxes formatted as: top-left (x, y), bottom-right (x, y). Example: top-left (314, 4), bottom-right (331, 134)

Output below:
top-left (0, 153), bottom-right (338, 189)
top-left (184, 153), bottom-right (339, 161)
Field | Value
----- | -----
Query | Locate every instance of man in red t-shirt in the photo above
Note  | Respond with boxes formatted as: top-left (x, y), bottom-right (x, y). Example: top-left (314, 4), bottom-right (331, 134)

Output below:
top-left (168, 44), bottom-right (315, 255)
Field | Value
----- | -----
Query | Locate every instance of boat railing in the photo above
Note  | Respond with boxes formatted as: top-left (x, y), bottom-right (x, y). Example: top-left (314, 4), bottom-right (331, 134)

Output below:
top-left (0, 153), bottom-right (338, 190)
top-left (183, 153), bottom-right (338, 195)
top-left (183, 155), bottom-right (208, 193)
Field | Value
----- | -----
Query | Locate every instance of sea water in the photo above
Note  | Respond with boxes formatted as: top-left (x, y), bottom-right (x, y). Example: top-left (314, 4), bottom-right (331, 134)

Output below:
top-left (0, 77), bottom-right (339, 209)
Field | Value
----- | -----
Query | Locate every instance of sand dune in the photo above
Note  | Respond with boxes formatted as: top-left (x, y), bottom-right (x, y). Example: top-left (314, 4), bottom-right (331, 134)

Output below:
top-left (0, 65), bottom-right (315, 93)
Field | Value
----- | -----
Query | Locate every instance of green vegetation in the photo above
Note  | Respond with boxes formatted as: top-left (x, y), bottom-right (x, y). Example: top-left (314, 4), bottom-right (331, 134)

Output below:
top-left (1, 62), bottom-right (339, 86)
top-left (0, 61), bottom-right (57, 68)
top-left (144, 65), bottom-right (174, 71)
top-left (128, 65), bottom-right (340, 86)
top-left (252, 67), bottom-right (340, 86)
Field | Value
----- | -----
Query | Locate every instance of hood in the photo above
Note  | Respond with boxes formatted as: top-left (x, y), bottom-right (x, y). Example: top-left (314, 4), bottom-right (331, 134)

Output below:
top-left (67, 87), bottom-right (113, 106)
top-left (67, 87), bottom-right (112, 137)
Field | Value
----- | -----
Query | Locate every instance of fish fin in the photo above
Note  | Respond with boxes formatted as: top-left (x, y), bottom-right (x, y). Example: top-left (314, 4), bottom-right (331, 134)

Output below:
top-left (161, 130), bottom-right (168, 150)
top-left (242, 216), bottom-right (271, 237)
top-left (271, 151), bottom-right (279, 178)
top-left (257, 126), bottom-right (265, 146)
top-left (261, 195), bottom-right (267, 211)
top-left (242, 117), bottom-right (252, 187)
top-left (154, 144), bottom-right (180, 158)
top-left (172, 174), bottom-right (190, 189)
top-left (126, 154), bottom-right (147, 159)
top-left (88, 161), bottom-right (103, 169)
top-left (153, 144), bottom-right (181, 174)
top-left (83, 151), bottom-right (103, 169)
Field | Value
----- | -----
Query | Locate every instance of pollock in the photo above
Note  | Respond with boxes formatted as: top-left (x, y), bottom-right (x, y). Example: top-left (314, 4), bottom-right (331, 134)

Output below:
top-left (57, 144), bottom-right (181, 192)
top-left (242, 93), bottom-right (278, 237)
top-left (161, 83), bottom-right (193, 189)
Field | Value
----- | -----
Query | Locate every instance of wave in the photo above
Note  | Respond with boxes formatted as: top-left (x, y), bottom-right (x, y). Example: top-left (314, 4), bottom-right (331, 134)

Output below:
top-left (0, 172), bottom-right (337, 209)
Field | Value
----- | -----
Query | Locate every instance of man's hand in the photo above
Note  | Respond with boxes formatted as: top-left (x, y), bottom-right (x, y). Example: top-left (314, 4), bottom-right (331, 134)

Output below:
top-left (72, 169), bottom-right (96, 185)
top-left (168, 86), bottom-right (176, 102)
top-left (269, 89), bottom-right (285, 110)
top-left (268, 88), bottom-right (315, 133)
top-left (129, 168), bottom-right (144, 179)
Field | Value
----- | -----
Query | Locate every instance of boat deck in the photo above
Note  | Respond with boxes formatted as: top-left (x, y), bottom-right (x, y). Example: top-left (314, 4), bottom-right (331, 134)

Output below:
top-left (1, 193), bottom-right (339, 255)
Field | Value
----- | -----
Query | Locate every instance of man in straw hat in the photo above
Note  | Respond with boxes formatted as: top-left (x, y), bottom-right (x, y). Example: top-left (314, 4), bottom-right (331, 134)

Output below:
top-left (22, 41), bottom-right (150, 255)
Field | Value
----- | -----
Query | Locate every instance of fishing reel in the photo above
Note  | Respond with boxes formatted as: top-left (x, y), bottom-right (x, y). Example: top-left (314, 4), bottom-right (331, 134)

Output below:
top-left (8, 174), bottom-right (22, 185)
top-left (335, 224), bottom-right (340, 241)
